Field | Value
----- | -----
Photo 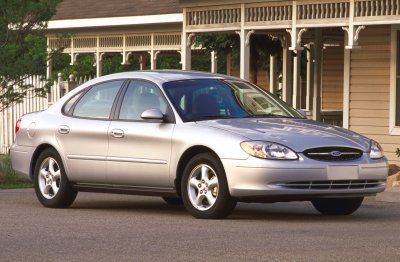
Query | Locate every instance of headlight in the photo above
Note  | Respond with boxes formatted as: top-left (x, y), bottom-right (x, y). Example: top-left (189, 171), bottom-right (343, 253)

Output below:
top-left (370, 140), bottom-right (384, 159)
top-left (240, 141), bottom-right (298, 160)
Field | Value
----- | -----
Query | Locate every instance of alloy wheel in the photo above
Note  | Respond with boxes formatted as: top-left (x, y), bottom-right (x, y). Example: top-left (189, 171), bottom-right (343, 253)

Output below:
top-left (187, 164), bottom-right (219, 211)
top-left (38, 157), bottom-right (61, 199)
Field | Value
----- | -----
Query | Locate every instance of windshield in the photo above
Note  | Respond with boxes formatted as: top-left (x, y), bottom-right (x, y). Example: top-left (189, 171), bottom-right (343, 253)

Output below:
top-left (162, 79), bottom-right (303, 122)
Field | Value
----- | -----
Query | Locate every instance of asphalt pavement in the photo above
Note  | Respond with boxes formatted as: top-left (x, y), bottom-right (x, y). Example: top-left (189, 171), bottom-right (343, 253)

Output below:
top-left (1, 189), bottom-right (399, 261)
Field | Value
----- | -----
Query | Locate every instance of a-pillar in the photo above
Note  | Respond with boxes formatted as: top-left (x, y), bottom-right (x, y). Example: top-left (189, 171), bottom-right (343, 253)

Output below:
top-left (282, 37), bottom-right (293, 105)
top-left (211, 51), bottom-right (217, 73)
top-left (269, 54), bottom-right (277, 94)
top-left (312, 29), bottom-right (323, 121)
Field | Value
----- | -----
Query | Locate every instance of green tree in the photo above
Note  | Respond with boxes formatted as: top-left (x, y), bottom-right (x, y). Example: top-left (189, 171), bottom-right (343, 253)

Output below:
top-left (195, 33), bottom-right (283, 83)
top-left (0, 0), bottom-right (62, 112)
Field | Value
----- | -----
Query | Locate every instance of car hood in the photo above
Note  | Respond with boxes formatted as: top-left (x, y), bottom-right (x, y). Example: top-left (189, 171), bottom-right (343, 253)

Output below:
top-left (196, 118), bottom-right (371, 152)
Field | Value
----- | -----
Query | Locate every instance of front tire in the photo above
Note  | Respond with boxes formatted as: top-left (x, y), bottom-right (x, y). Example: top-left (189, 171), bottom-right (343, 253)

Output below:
top-left (34, 148), bottom-right (77, 208)
top-left (181, 153), bottom-right (236, 219)
top-left (311, 197), bottom-right (364, 215)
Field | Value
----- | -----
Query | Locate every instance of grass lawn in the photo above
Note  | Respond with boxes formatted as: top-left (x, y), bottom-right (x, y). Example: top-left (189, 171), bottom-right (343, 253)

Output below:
top-left (0, 154), bottom-right (32, 189)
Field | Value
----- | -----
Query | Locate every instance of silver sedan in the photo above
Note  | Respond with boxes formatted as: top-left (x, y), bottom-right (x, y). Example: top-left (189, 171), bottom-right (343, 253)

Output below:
top-left (10, 71), bottom-right (388, 219)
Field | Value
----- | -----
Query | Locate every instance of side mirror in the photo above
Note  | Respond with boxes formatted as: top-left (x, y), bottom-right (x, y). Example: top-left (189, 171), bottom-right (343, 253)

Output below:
top-left (141, 109), bottom-right (165, 122)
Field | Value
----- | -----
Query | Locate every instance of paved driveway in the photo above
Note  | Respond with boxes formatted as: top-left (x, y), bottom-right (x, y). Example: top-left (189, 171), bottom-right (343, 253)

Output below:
top-left (1, 189), bottom-right (399, 261)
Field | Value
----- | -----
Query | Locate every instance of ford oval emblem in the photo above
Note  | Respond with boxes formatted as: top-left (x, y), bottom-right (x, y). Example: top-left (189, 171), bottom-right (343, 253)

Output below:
top-left (330, 151), bottom-right (342, 157)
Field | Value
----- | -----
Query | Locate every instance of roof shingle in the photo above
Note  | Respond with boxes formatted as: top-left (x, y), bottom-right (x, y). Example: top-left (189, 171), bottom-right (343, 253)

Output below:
top-left (52, 0), bottom-right (181, 20)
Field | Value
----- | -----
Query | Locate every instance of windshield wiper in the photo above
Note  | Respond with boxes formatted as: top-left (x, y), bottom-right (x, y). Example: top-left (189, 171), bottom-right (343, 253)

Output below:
top-left (195, 115), bottom-right (235, 121)
top-left (244, 114), bottom-right (294, 118)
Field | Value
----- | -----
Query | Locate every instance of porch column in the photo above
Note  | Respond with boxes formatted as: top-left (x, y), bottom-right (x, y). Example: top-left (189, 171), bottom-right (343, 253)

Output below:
top-left (95, 36), bottom-right (102, 77)
top-left (282, 38), bottom-right (293, 105)
top-left (305, 43), bottom-right (314, 112)
top-left (139, 55), bottom-right (144, 70)
top-left (239, 29), bottom-right (251, 81)
top-left (211, 51), bottom-right (218, 73)
top-left (292, 50), bottom-right (302, 108)
top-left (150, 33), bottom-right (156, 70)
top-left (46, 38), bottom-right (52, 79)
top-left (95, 52), bottom-right (103, 78)
top-left (343, 33), bottom-right (351, 129)
top-left (181, 31), bottom-right (193, 71)
top-left (269, 54), bottom-right (277, 94)
top-left (149, 51), bottom-right (160, 70)
top-left (46, 56), bottom-right (52, 79)
top-left (150, 51), bottom-right (155, 70)
top-left (312, 29), bottom-right (323, 121)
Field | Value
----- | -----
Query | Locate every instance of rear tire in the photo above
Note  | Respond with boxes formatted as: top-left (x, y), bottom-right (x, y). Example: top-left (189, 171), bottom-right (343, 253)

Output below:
top-left (311, 197), bottom-right (364, 215)
top-left (34, 148), bottom-right (77, 208)
top-left (181, 153), bottom-right (236, 219)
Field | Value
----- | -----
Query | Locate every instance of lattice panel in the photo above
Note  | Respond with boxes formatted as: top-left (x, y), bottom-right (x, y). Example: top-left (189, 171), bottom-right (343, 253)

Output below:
top-left (99, 36), bottom-right (123, 48)
top-left (74, 37), bottom-right (97, 49)
top-left (48, 38), bottom-right (71, 49)
top-left (355, 0), bottom-right (400, 16)
top-left (126, 35), bottom-right (151, 47)
top-left (245, 4), bottom-right (292, 22)
top-left (297, 2), bottom-right (350, 20)
top-left (186, 7), bottom-right (241, 26)
top-left (154, 34), bottom-right (181, 47)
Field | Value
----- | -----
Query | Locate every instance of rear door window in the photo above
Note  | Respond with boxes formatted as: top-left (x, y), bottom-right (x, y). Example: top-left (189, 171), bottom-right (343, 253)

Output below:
top-left (72, 80), bottom-right (124, 119)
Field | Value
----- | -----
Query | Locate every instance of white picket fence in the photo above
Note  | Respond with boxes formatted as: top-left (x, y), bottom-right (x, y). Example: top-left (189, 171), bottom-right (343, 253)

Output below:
top-left (0, 75), bottom-right (93, 154)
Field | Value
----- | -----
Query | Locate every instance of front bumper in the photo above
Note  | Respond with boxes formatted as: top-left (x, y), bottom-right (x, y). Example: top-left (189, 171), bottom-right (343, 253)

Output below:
top-left (10, 144), bottom-right (35, 180)
top-left (222, 154), bottom-right (388, 199)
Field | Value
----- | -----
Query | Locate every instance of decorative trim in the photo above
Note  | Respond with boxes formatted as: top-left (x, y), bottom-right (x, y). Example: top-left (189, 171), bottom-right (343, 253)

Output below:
top-left (354, 25), bottom-right (365, 43)
top-left (187, 33), bottom-right (196, 47)
top-left (121, 51), bottom-right (132, 65)
top-left (93, 52), bottom-right (105, 66)
top-left (70, 53), bottom-right (79, 66)
top-left (154, 51), bottom-right (161, 61)
top-left (297, 28), bottom-right (308, 46)
top-left (286, 28), bottom-right (307, 50)
top-left (245, 30), bottom-right (255, 46)
top-left (342, 25), bottom-right (366, 49)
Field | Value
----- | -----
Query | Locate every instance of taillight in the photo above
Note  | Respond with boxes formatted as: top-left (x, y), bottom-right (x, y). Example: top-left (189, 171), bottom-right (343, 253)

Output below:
top-left (15, 117), bottom-right (22, 133)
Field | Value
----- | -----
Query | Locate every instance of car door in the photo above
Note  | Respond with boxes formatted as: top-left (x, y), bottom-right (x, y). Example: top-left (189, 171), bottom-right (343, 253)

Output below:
top-left (106, 80), bottom-right (174, 188)
top-left (56, 80), bottom-right (125, 184)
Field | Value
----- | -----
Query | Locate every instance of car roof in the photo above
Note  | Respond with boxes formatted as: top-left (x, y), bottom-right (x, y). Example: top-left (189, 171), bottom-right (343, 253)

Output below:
top-left (83, 70), bottom-right (243, 86)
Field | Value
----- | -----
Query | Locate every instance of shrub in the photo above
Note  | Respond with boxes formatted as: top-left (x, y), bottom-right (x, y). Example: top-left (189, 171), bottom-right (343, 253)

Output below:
top-left (0, 155), bottom-right (32, 189)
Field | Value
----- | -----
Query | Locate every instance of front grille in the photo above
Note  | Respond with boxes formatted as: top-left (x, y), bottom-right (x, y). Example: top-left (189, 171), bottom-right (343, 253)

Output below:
top-left (304, 147), bottom-right (363, 161)
top-left (276, 180), bottom-right (384, 190)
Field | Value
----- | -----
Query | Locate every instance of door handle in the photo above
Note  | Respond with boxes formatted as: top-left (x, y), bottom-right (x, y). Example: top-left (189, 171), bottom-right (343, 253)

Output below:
top-left (58, 125), bottom-right (70, 134)
top-left (111, 129), bottom-right (124, 138)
